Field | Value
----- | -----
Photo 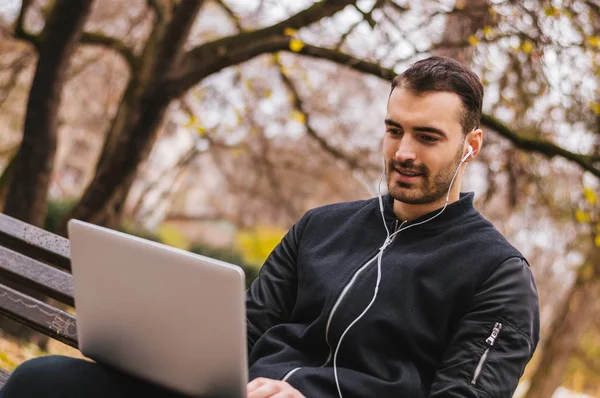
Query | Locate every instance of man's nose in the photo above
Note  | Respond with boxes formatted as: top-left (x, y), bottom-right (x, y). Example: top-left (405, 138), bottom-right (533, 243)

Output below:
top-left (394, 136), bottom-right (417, 162)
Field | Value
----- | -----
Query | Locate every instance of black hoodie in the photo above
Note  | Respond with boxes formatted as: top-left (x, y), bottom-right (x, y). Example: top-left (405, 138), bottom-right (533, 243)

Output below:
top-left (246, 192), bottom-right (540, 398)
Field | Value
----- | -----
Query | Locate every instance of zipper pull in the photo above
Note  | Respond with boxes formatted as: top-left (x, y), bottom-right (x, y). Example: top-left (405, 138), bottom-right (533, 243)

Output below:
top-left (379, 237), bottom-right (393, 251)
top-left (485, 322), bottom-right (502, 346)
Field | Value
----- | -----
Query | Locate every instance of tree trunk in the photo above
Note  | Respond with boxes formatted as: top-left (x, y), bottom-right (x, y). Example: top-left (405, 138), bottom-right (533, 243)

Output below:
top-left (433, 0), bottom-right (491, 64)
top-left (0, 0), bottom-right (95, 342)
top-left (524, 244), bottom-right (600, 397)
top-left (4, 0), bottom-right (94, 227)
top-left (59, 1), bottom-right (204, 234)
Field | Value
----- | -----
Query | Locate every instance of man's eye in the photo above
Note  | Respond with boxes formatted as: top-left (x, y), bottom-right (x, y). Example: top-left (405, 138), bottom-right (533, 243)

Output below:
top-left (388, 129), bottom-right (402, 136)
top-left (421, 135), bottom-right (439, 142)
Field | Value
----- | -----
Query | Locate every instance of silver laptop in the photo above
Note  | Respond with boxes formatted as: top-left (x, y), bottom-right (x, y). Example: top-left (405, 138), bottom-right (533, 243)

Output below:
top-left (68, 219), bottom-right (248, 398)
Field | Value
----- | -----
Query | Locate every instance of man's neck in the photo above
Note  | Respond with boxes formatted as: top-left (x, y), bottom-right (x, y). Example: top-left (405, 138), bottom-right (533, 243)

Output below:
top-left (392, 192), bottom-right (461, 222)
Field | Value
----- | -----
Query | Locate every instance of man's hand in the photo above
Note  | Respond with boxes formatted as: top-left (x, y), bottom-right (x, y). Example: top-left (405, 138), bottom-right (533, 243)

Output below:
top-left (247, 377), bottom-right (306, 398)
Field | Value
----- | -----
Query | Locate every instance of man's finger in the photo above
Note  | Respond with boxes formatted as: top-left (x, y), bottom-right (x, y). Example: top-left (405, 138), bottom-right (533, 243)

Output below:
top-left (247, 377), bottom-right (269, 393)
top-left (270, 390), bottom-right (305, 398)
top-left (247, 382), bottom-right (280, 398)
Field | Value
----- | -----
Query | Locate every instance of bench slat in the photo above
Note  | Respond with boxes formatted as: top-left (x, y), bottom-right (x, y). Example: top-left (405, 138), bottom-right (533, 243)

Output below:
top-left (0, 367), bottom-right (9, 389)
top-left (0, 213), bottom-right (71, 271)
top-left (0, 246), bottom-right (74, 307)
top-left (0, 283), bottom-right (78, 348)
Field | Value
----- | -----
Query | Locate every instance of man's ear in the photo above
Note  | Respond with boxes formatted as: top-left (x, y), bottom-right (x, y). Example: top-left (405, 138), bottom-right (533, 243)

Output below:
top-left (465, 128), bottom-right (483, 162)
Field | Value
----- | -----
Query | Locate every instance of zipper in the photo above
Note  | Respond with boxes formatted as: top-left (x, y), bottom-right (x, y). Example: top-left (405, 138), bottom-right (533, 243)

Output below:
top-left (321, 220), bottom-right (401, 367)
top-left (282, 367), bottom-right (302, 382)
top-left (471, 322), bottom-right (502, 385)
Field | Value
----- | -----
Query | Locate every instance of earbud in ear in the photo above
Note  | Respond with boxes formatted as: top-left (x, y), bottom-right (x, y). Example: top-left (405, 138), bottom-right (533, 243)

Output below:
top-left (461, 145), bottom-right (473, 163)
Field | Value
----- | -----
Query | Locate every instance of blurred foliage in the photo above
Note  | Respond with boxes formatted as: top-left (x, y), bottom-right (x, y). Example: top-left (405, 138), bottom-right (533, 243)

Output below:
top-left (155, 224), bottom-right (190, 250)
top-left (235, 225), bottom-right (286, 267)
top-left (564, 329), bottom-right (600, 396)
top-left (44, 198), bottom-right (76, 233)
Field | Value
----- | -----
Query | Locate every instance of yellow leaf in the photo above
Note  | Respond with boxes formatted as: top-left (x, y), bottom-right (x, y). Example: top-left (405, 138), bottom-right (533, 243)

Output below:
top-left (290, 110), bottom-right (306, 124)
top-left (595, 234), bottom-right (600, 248)
top-left (468, 35), bottom-right (479, 46)
top-left (483, 26), bottom-right (493, 36)
top-left (522, 40), bottom-right (534, 54)
top-left (584, 187), bottom-right (597, 204)
top-left (590, 102), bottom-right (600, 115)
top-left (283, 28), bottom-right (297, 37)
top-left (156, 225), bottom-right (189, 250)
top-left (575, 210), bottom-right (591, 223)
top-left (581, 264), bottom-right (594, 281)
top-left (544, 6), bottom-right (560, 17)
top-left (236, 225), bottom-right (287, 266)
top-left (184, 116), bottom-right (197, 128)
top-left (289, 38), bottom-right (305, 52)
top-left (587, 36), bottom-right (600, 48)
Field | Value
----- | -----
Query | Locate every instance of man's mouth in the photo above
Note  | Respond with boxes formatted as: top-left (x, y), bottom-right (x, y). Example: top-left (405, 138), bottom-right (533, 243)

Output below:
top-left (395, 168), bottom-right (424, 177)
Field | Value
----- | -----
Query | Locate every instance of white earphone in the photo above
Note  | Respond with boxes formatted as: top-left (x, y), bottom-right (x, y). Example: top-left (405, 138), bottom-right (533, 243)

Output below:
top-left (461, 145), bottom-right (473, 163)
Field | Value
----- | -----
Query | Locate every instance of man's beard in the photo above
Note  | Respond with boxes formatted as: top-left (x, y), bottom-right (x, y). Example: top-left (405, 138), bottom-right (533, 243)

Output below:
top-left (386, 147), bottom-right (463, 205)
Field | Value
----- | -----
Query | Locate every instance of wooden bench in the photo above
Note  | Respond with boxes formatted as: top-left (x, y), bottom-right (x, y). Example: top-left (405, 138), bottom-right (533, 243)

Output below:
top-left (0, 212), bottom-right (77, 389)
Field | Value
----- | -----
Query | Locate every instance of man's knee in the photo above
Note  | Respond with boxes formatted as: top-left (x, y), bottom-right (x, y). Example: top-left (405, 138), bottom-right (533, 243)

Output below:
top-left (1, 355), bottom-right (82, 397)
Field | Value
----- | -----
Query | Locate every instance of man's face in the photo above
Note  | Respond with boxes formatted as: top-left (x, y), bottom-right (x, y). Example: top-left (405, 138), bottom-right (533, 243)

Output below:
top-left (383, 87), bottom-right (466, 205)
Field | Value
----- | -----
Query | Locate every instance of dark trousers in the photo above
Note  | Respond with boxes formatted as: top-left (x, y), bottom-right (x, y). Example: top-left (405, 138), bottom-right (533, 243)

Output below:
top-left (0, 355), bottom-right (193, 398)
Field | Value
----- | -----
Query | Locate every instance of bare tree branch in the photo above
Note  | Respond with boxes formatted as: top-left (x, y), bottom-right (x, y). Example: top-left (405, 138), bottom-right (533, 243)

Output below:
top-left (175, 0), bottom-right (357, 86)
top-left (146, 0), bottom-right (165, 23)
top-left (171, 27), bottom-right (600, 179)
top-left (481, 114), bottom-right (600, 178)
top-left (0, 52), bottom-right (33, 109)
top-left (215, 0), bottom-right (244, 31)
top-left (275, 59), bottom-right (365, 171)
top-left (172, 35), bottom-right (396, 95)
top-left (80, 32), bottom-right (137, 70)
top-left (385, 0), bottom-right (409, 14)
top-left (335, 0), bottom-right (388, 51)
top-left (13, 0), bottom-right (40, 49)
top-left (153, 0), bottom-right (205, 78)
top-left (335, 19), bottom-right (364, 51)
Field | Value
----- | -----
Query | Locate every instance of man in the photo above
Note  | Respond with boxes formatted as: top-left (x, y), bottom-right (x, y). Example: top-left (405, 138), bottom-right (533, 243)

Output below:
top-left (0, 56), bottom-right (539, 398)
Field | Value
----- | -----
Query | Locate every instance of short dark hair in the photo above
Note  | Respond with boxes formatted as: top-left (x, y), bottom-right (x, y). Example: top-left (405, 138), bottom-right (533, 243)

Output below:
top-left (390, 56), bottom-right (484, 134)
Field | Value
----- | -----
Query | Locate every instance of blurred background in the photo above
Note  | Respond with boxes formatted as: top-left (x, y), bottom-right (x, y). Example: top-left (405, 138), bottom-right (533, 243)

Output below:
top-left (0, 0), bottom-right (599, 396)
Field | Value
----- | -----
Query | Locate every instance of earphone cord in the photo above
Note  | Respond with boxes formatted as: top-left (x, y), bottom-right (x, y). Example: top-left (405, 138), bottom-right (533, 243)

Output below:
top-left (333, 158), bottom-right (465, 398)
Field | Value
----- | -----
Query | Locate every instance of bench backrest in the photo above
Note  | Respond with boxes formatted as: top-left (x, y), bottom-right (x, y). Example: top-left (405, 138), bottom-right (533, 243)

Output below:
top-left (0, 213), bottom-right (78, 348)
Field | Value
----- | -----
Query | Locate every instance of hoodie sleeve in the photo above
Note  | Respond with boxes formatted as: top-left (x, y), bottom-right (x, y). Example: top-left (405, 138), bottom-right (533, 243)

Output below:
top-left (428, 257), bottom-right (540, 398)
top-left (245, 212), bottom-right (309, 354)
